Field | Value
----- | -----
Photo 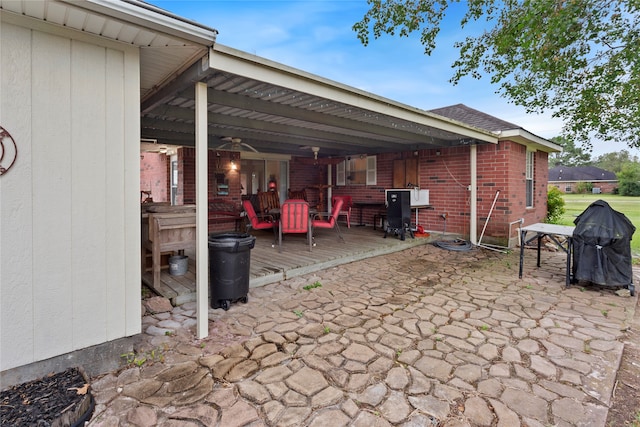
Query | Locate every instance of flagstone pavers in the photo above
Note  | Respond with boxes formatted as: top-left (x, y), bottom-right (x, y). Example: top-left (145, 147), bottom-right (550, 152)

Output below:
top-left (88, 245), bottom-right (638, 426)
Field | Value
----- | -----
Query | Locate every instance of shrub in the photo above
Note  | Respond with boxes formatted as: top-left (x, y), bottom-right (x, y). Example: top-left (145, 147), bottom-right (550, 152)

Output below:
top-left (617, 163), bottom-right (640, 196)
top-left (546, 187), bottom-right (566, 224)
top-left (575, 181), bottom-right (593, 194)
top-left (619, 181), bottom-right (640, 196)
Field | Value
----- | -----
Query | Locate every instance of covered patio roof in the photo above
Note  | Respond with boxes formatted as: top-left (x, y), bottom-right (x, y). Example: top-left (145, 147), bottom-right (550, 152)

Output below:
top-left (140, 44), bottom-right (498, 158)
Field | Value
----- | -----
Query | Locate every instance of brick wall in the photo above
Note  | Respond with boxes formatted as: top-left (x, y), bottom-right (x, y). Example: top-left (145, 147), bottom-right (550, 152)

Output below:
top-left (550, 181), bottom-right (618, 194)
top-left (140, 152), bottom-right (168, 202)
top-left (178, 147), bottom-right (243, 232)
top-left (330, 153), bottom-right (394, 225)
top-left (289, 159), bottom-right (328, 209)
top-left (168, 142), bottom-right (550, 241)
top-left (300, 143), bottom-right (550, 242)
top-left (418, 146), bottom-right (471, 236)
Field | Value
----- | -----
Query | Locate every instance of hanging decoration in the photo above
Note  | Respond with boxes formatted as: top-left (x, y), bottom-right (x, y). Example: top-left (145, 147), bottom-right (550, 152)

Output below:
top-left (0, 126), bottom-right (18, 176)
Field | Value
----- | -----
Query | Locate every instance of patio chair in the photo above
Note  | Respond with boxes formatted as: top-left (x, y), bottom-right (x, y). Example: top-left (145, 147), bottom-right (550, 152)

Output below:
top-left (243, 199), bottom-right (277, 243)
top-left (331, 195), bottom-right (352, 228)
top-left (258, 190), bottom-right (280, 217)
top-left (278, 199), bottom-right (313, 252)
top-left (312, 197), bottom-right (344, 242)
top-left (288, 188), bottom-right (308, 201)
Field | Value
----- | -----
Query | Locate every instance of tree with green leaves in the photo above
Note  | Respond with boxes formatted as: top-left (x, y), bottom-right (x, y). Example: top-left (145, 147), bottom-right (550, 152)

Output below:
top-left (549, 136), bottom-right (591, 167)
top-left (592, 150), bottom-right (640, 174)
top-left (617, 162), bottom-right (640, 196)
top-left (353, 1), bottom-right (640, 150)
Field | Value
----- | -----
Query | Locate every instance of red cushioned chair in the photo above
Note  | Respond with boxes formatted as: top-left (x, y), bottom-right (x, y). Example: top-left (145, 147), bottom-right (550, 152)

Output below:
top-left (278, 199), bottom-right (313, 252)
top-left (331, 195), bottom-right (352, 228)
top-left (243, 199), bottom-right (277, 243)
top-left (312, 197), bottom-right (344, 242)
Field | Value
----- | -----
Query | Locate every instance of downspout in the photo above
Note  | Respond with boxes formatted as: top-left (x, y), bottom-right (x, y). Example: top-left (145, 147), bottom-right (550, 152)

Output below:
top-left (470, 145), bottom-right (477, 245)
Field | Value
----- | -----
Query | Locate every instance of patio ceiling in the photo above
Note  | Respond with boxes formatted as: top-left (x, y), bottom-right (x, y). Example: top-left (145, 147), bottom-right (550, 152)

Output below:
top-left (140, 44), bottom-right (498, 158)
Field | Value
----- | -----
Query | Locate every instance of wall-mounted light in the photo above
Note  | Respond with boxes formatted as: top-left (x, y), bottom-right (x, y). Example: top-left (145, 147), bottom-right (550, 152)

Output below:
top-left (436, 150), bottom-right (441, 156)
top-left (230, 159), bottom-right (237, 170)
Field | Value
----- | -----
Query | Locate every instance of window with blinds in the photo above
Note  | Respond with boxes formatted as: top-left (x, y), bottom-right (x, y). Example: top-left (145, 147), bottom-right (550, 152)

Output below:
top-left (526, 151), bottom-right (534, 207)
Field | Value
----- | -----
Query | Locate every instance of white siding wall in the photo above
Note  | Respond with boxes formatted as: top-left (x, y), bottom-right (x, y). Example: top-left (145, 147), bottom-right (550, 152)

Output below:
top-left (0, 16), bottom-right (141, 371)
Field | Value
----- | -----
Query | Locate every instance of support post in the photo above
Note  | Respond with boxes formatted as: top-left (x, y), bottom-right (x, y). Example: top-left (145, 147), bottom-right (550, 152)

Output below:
top-left (195, 81), bottom-right (209, 339)
top-left (470, 145), bottom-right (477, 245)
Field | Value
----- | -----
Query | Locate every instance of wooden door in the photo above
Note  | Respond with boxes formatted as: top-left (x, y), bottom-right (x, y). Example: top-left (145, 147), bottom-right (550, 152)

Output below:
top-left (393, 158), bottom-right (418, 188)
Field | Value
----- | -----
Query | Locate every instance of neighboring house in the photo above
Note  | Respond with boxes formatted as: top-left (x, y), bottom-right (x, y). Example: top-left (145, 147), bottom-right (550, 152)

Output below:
top-left (0, 0), bottom-right (559, 386)
top-left (549, 166), bottom-right (618, 194)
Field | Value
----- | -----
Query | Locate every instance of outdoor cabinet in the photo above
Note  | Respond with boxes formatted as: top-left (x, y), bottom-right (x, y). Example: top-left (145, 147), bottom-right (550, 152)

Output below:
top-left (393, 158), bottom-right (418, 188)
top-left (142, 211), bottom-right (196, 291)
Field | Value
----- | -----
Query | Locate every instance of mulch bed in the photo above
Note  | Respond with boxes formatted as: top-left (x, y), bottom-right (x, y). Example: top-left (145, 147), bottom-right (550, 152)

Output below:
top-left (0, 367), bottom-right (94, 427)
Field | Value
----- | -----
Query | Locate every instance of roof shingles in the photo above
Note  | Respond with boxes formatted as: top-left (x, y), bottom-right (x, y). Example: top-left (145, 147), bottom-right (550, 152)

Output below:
top-left (429, 103), bottom-right (520, 133)
top-left (548, 166), bottom-right (617, 181)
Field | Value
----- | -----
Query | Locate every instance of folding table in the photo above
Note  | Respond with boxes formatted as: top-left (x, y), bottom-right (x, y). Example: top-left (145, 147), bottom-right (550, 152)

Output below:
top-left (518, 223), bottom-right (575, 287)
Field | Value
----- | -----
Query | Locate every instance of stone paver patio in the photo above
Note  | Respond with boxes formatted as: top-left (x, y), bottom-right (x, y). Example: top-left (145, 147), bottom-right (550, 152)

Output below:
top-left (88, 244), bottom-right (638, 426)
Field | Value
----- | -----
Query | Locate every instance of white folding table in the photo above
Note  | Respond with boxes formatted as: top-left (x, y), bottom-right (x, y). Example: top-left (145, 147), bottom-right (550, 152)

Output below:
top-left (518, 223), bottom-right (575, 287)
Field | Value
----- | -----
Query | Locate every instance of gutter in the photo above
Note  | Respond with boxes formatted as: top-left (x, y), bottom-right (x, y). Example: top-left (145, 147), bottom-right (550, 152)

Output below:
top-left (498, 128), bottom-right (562, 153)
top-left (60, 0), bottom-right (218, 46)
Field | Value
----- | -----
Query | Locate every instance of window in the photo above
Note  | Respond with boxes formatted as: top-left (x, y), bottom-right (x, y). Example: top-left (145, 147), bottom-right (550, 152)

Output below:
top-left (526, 151), bottom-right (534, 207)
top-left (337, 155), bottom-right (376, 186)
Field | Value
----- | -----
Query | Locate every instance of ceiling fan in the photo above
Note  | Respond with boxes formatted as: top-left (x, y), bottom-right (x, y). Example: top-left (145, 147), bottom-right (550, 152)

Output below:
top-left (297, 146), bottom-right (343, 165)
top-left (218, 137), bottom-right (259, 153)
top-left (299, 145), bottom-right (321, 160)
top-left (140, 138), bottom-right (168, 154)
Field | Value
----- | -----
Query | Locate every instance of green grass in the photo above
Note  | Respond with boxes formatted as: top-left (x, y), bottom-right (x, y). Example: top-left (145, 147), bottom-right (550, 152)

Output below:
top-left (557, 193), bottom-right (640, 258)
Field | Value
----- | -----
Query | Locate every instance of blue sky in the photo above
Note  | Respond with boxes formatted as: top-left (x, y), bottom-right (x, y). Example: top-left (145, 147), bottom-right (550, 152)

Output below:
top-left (147, 0), bottom-right (638, 158)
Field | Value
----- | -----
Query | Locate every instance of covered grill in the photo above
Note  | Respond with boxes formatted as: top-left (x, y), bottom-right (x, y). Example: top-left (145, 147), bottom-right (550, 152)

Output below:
top-left (572, 200), bottom-right (636, 295)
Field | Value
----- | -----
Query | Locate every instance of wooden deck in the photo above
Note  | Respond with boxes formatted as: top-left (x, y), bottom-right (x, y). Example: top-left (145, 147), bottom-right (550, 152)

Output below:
top-left (142, 225), bottom-right (440, 305)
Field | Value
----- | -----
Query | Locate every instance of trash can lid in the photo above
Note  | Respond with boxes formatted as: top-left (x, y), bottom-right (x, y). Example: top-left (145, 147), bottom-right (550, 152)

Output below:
top-left (208, 232), bottom-right (256, 248)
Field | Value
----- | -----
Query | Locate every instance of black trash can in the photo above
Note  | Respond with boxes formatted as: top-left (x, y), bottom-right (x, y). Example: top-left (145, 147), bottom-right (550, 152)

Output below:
top-left (208, 232), bottom-right (256, 310)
